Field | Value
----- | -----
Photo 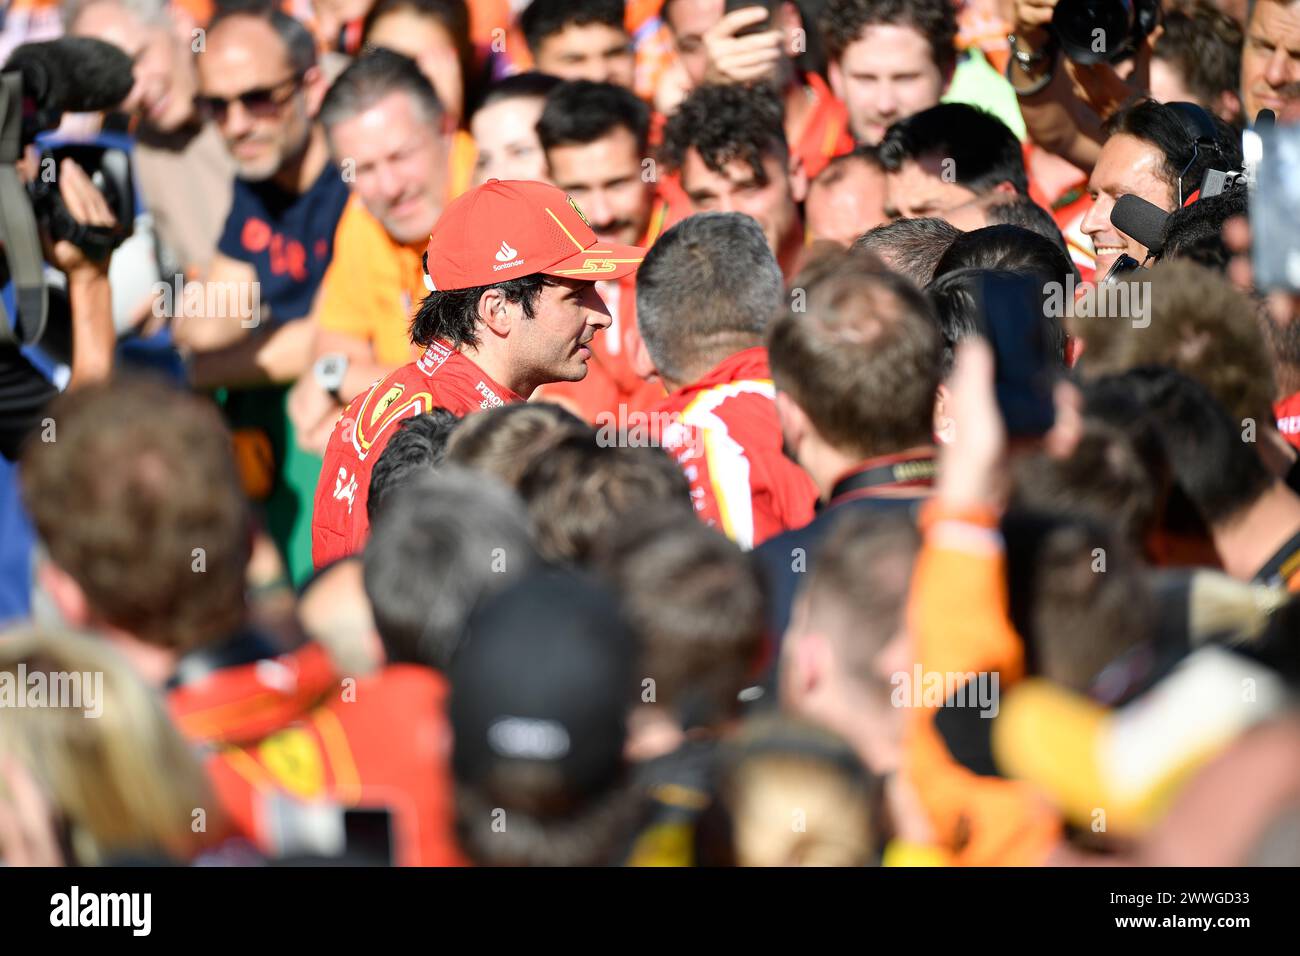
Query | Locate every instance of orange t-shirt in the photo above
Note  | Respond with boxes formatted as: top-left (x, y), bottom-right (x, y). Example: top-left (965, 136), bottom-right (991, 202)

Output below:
top-left (904, 500), bottom-right (1064, 865)
top-left (316, 196), bottom-right (426, 367)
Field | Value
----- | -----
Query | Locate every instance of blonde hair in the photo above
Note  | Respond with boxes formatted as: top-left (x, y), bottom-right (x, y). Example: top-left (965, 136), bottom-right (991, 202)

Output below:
top-left (0, 626), bottom-right (218, 864)
top-left (721, 717), bottom-right (877, 867)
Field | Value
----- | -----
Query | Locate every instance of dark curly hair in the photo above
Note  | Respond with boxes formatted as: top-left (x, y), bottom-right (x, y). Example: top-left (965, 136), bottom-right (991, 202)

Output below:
top-left (410, 267), bottom-right (550, 349)
top-left (659, 83), bottom-right (787, 184)
top-left (818, 0), bottom-right (958, 76)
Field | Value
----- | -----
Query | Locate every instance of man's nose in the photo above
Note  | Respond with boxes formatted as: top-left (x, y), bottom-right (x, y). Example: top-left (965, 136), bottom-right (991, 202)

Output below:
top-left (1081, 196), bottom-right (1112, 236)
top-left (1266, 47), bottom-right (1293, 88)
top-left (585, 191), bottom-right (612, 226)
top-left (875, 82), bottom-right (898, 118)
top-left (377, 164), bottom-right (403, 202)
top-left (586, 287), bottom-right (613, 328)
top-left (222, 99), bottom-right (255, 137)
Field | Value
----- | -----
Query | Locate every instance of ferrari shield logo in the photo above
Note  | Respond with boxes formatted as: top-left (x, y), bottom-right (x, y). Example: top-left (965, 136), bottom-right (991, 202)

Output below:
top-left (567, 195), bottom-right (592, 227)
top-left (370, 385), bottom-right (404, 426)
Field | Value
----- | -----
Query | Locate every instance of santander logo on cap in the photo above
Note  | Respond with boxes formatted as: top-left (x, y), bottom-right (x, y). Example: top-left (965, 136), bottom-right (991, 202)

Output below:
top-left (422, 180), bottom-right (646, 293)
top-left (493, 239), bottom-right (523, 271)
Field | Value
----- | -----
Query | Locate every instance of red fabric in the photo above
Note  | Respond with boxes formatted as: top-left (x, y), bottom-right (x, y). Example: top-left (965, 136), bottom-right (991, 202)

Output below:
top-left (178, 662), bottom-right (465, 867)
top-left (793, 73), bottom-right (855, 181)
top-left (651, 347), bottom-right (817, 549)
top-left (424, 180), bottom-right (643, 290)
top-left (311, 342), bottom-right (522, 568)
top-left (169, 641), bottom-right (339, 747)
top-left (1275, 392), bottom-right (1300, 450)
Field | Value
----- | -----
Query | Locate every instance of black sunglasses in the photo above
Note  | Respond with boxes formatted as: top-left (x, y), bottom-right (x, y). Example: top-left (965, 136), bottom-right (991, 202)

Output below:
top-left (196, 74), bottom-right (302, 123)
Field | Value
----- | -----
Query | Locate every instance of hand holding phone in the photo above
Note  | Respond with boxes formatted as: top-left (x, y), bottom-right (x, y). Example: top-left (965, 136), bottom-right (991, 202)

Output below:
top-left (975, 272), bottom-right (1058, 438)
top-left (704, 1), bottom-right (784, 84)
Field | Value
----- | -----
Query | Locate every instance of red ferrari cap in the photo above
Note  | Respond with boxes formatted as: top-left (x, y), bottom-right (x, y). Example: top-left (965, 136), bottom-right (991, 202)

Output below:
top-left (422, 179), bottom-right (645, 292)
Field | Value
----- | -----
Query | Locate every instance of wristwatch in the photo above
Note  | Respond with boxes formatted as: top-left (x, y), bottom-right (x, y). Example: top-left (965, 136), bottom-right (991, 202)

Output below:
top-left (313, 353), bottom-right (349, 403)
top-left (1006, 33), bottom-right (1058, 97)
top-left (1007, 32), bottom-right (1053, 70)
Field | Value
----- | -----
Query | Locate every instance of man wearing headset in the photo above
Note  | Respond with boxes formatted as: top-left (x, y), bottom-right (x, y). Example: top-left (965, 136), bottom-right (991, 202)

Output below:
top-left (1080, 98), bottom-right (1242, 278)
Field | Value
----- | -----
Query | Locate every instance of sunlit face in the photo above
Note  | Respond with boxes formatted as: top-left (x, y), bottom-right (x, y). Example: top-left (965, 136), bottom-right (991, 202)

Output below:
top-left (806, 158), bottom-right (889, 245)
top-left (884, 156), bottom-right (978, 220)
top-left (546, 128), bottom-right (653, 246)
top-left (73, 1), bottom-right (197, 132)
top-left (328, 91), bottom-right (448, 244)
top-left (510, 277), bottom-right (613, 388)
top-left (364, 10), bottom-right (464, 121)
top-left (681, 150), bottom-right (804, 257)
top-left (1241, 0), bottom-right (1300, 121)
top-left (533, 23), bottom-right (635, 88)
top-left (471, 97), bottom-right (549, 187)
top-left (664, 0), bottom-right (726, 87)
top-left (830, 24), bottom-right (947, 145)
top-left (1080, 133), bottom-right (1174, 277)
top-left (198, 16), bottom-right (312, 180)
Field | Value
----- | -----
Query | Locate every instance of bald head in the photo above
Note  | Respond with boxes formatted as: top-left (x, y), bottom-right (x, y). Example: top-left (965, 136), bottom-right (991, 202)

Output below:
top-left (198, 11), bottom-right (320, 180)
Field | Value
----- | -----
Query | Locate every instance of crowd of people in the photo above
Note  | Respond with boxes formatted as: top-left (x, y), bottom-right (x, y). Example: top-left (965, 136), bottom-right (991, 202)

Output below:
top-left (0, 0), bottom-right (1298, 867)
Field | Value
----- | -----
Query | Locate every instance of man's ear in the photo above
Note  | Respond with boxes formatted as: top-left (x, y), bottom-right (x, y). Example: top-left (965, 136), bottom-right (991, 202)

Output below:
top-left (38, 560), bottom-right (91, 629)
top-left (993, 180), bottom-right (1018, 197)
top-left (933, 382), bottom-right (955, 444)
top-left (940, 59), bottom-right (957, 98)
top-left (631, 330), bottom-right (658, 380)
top-left (788, 153), bottom-right (809, 204)
top-left (794, 628), bottom-right (829, 699)
top-left (828, 59), bottom-right (845, 102)
top-left (777, 1), bottom-right (804, 57)
top-left (775, 389), bottom-right (808, 455)
top-left (1215, 88), bottom-right (1243, 126)
top-left (477, 287), bottom-right (513, 338)
top-left (302, 65), bottom-right (328, 117)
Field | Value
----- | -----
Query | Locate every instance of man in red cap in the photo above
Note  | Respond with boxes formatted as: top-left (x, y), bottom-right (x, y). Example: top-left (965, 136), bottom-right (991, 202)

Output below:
top-left (310, 179), bottom-right (645, 568)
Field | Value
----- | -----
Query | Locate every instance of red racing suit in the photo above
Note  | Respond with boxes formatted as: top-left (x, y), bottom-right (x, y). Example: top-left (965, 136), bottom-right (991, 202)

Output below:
top-left (311, 340), bottom-right (522, 568)
top-left (170, 646), bottom-right (464, 866)
top-left (652, 347), bottom-right (817, 549)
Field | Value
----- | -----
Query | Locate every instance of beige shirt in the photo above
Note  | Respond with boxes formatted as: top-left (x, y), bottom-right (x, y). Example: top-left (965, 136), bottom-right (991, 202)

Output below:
top-left (134, 120), bottom-right (234, 278)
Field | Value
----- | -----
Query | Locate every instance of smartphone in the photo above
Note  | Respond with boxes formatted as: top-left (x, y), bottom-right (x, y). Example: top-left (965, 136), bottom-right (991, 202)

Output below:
top-left (1102, 253), bottom-right (1142, 284)
top-left (1251, 122), bottom-right (1300, 292)
top-left (975, 272), bottom-right (1057, 438)
top-left (343, 808), bottom-right (395, 866)
top-left (723, 0), bottom-right (778, 36)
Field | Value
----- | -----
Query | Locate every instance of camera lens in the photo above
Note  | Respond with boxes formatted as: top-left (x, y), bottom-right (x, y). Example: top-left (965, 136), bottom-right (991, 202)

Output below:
top-left (1052, 0), bottom-right (1135, 64)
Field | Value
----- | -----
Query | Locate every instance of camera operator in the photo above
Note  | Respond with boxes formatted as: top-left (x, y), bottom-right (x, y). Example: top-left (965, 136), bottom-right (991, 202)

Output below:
top-left (67, 0), bottom-right (234, 286)
top-left (1006, 0), bottom-right (1161, 173)
top-left (0, 149), bottom-right (118, 463)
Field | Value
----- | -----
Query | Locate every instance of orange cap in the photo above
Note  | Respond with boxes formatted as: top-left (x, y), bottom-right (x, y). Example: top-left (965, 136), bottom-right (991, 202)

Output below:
top-left (422, 179), bottom-right (645, 292)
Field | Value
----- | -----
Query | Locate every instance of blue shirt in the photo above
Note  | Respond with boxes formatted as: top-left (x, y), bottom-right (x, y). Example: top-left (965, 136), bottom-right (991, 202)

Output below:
top-left (216, 162), bottom-right (349, 322)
